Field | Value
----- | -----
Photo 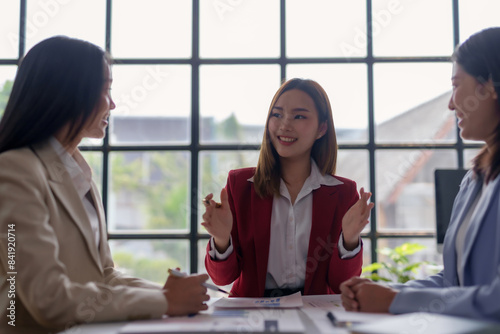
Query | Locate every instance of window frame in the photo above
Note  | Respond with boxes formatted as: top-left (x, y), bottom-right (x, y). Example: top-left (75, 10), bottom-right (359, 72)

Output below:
top-left (1, 0), bottom-right (484, 271)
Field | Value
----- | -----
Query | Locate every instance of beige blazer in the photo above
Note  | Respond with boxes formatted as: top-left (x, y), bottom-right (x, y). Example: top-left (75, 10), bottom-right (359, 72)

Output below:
top-left (0, 141), bottom-right (167, 331)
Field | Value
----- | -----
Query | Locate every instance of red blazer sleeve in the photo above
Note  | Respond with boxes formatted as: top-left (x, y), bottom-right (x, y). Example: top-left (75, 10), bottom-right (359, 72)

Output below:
top-left (204, 169), bottom-right (244, 286)
top-left (327, 178), bottom-right (362, 293)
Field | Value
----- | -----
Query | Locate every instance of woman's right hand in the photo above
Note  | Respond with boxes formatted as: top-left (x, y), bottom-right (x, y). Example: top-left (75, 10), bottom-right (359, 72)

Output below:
top-left (201, 188), bottom-right (233, 253)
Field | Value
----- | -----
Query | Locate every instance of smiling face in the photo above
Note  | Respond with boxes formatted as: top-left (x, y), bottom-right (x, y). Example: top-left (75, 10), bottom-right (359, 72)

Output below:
top-left (449, 63), bottom-right (500, 145)
top-left (268, 89), bottom-right (326, 163)
top-left (82, 63), bottom-right (115, 139)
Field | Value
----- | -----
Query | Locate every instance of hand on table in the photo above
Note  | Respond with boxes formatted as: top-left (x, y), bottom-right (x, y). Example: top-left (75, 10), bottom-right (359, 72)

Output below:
top-left (163, 273), bottom-right (210, 316)
top-left (340, 276), bottom-right (397, 313)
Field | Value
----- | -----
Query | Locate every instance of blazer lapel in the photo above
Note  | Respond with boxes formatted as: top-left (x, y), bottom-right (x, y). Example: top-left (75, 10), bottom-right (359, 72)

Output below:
top-left (89, 181), bottom-right (108, 252)
top-left (461, 175), bottom-right (500, 279)
top-left (33, 142), bottom-right (104, 273)
top-left (303, 185), bottom-right (339, 293)
top-left (251, 188), bottom-right (273, 296)
top-left (442, 173), bottom-right (480, 285)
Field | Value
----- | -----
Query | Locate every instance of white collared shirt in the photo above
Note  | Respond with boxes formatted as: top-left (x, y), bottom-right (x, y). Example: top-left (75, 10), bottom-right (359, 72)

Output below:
top-left (49, 137), bottom-right (100, 248)
top-left (209, 160), bottom-right (361, 290)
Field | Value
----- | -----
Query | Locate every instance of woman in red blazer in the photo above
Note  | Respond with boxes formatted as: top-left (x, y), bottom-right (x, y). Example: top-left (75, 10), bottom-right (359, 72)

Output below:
top-left (202, 78), bottom-right (374, 297)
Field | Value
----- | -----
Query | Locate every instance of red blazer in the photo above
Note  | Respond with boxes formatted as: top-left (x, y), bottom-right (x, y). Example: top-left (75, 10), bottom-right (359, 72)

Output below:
top-left (205, 168), bottom-right (363, 297)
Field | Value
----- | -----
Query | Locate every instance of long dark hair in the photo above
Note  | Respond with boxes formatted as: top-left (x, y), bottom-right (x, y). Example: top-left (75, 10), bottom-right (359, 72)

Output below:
top-left (0, 36), bottom-right (108, 153)
top-left (452, 27), bottom-right (500, 183)
top-left (253, 78), bottom-right (338, 198)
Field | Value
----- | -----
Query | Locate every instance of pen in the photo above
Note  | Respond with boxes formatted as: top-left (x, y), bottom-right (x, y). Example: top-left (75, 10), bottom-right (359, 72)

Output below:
top-left (168, 268), bottom-right (230, 295)
top-left (202, 198), bottom-right (222, 208)
top-left (326, 311), bottom-right (359, 328)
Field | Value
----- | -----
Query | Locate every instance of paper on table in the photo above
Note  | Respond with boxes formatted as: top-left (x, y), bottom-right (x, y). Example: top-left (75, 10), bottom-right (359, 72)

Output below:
top-left (211, 291), bottom-right (303, 309)
top-left (331, 311), bottom-right (392, 323)
top-left (349, 312), bottom-right (499, 334)
top-left (302, 294), bottom-right (344, 309)
top-left (303, 294), bottom-right (391, 322)
top-left (300, 295), bottom-right (392, 334)
top-left (119, 309), bottom-right (305, 333)
top-left (301, 295), bottom-right (347, 334)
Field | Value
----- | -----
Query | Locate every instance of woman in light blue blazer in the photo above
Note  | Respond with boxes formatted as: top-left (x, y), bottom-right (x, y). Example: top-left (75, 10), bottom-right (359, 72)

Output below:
top-left (340, 27), bottom-right (500, 322)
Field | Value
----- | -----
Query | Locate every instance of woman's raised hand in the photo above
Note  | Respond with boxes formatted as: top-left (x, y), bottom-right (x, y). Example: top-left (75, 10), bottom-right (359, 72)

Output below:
top-left (201, 188), bottom-right (233, 253)
top-left (342, 187), bottom-right (374, 250)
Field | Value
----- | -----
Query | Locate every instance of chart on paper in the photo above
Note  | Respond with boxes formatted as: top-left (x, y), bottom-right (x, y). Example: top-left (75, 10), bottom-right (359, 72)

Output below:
top-left (211, 291), bottom-right (303, 309)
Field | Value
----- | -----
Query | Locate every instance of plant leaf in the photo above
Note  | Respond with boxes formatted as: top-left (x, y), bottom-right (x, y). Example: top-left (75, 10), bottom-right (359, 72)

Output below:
top-left (362, 263), bottom-right (383, 273)
top-left (403, 262), bottom-right (426, 273)
top-left (378, 247), bottom-right (393, 256)
top-left (363, 273), bottom-right (392, 282)
top-left (395, 243), bottom-right (426, 256)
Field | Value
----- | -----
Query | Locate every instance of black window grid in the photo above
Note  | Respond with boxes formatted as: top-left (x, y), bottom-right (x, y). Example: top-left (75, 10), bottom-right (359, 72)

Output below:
top-left (0, 0), bottom-right (484, 271)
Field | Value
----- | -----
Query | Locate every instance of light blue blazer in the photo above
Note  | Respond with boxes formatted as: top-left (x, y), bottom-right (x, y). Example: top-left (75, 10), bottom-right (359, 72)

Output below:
top-left (389, 170), bottom-right (500, 321)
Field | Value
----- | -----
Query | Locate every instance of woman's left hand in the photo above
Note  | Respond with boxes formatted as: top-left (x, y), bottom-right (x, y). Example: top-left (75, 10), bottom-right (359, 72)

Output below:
top-left (342, 187), bottom-right (374, 250)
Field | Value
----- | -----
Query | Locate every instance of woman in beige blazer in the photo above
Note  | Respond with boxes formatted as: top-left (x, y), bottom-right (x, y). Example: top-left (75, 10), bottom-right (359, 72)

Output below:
top-left (0, 36), bottom-right (209, 332)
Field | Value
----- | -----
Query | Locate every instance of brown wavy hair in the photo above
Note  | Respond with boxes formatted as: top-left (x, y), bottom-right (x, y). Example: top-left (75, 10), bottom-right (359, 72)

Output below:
top-left (453, 27), bottom-right (500, 183)
top-left (253, 78), bottom-right (337, 198)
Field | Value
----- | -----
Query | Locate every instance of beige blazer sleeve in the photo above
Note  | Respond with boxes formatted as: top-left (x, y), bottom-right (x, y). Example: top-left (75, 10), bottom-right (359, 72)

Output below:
top-left (0, 143), bottom-right (167, 331)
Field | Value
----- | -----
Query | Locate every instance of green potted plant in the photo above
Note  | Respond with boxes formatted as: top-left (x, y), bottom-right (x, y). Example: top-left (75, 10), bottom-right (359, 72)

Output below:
top-left (362, 243), bottom-right (433, 283)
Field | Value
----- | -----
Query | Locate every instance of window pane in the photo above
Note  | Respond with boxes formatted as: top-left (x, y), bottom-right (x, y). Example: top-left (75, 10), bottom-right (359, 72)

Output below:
top-left (373, 0), bottom-right (453, 57)
top-left (287, 64), bottom-right (368, 143)
top-left (374, 63), bottom-right (454, 143)
top-left (112, 0), bottom-right (191, 58)
top-left (79, 137), bottom-right (103, 147)
top-left (198, 150), bottom-right (260, 234)
top-left (337, 150), bottom-right (370, 192)
top-left (109, 239), bottom-right (188, 284)
top-left (286, 0), bottom-right (366, 58)
top-left (464, 148), bottom-right (481, 169)
top-left (111, 65), bottom-right (191, 145)
top-left (337, 150), bottom-right (370, 189)
top-left (0, 66), bottom-right (17, 119)
top-left (81, 151), bottom-right (102, 194)
top-left (198, 239), bottom-right (233, 297)
top-left (459, 0), bottom-right (500, 43)
top-left (26, 0), bottom-right (105, 51)
top-left (108, 151), bottom-right (190, 232)
top-left (200, 0), bottom-right (279, 58)
top-left (200, 65), bottom-right (280, 144)
top-left (0, 1), bottom-right (20, 58)
top-left (376, 149), bottom-right (457, 231)
top-left (337, 149), bottom-right (371, 232)
top-left (361, 238), bottom-right (372, 266)
top-left (370, 238), bottom-right (443, 280)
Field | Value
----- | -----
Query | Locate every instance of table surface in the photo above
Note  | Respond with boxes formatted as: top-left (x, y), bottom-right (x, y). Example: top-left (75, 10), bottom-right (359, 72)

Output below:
top-left (54, 297), bottom-right (500, 334)
top-left (56, 308), bottom-right (327, 334)
top-left (4, 296), bottom-right (498, 334)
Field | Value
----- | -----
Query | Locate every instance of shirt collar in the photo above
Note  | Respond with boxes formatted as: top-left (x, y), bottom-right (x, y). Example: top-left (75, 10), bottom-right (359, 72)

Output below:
top-left (247, 159), bottom-right (344, 190)
top-left (308, 159), bottom-right (344, 188)
top-left (49, 137), bottom-right (92, 199)
top-left (288, 160), bottom-right (343, 200)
